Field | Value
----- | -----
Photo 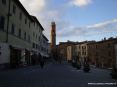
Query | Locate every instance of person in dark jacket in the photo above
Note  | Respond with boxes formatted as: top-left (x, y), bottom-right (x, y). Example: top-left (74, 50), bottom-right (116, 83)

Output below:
top-left (40, 56), bottom-right (44, 69)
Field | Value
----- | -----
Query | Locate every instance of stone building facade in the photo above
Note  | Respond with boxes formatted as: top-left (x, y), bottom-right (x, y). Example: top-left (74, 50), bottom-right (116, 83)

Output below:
top-left (58, 38), bottom-right (117, 69)
top-left (88, 38), bottom-right (117, 68)
top-left (58, 42), bottom-right (68, 61)
top-left (75, 41), bottom-right (96, 64)
top-left (0, 0), bottom-right (48, 68)
top-left (67, 44), bottom-right (76, 62)
top-left (41, 34), bottom-right (49, 57)
top-left (115, 44), bottom-right (117, 69)
top-left (58, 41), bottom-right (77, 61)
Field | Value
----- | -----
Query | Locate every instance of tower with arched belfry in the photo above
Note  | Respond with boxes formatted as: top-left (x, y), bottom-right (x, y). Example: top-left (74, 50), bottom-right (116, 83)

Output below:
top-left (50, 22), bottom-right (56, 58)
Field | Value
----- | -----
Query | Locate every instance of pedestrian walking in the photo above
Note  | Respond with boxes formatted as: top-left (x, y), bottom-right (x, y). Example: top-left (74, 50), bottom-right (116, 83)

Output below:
top-left (40, 56), bottom-right (44, 69)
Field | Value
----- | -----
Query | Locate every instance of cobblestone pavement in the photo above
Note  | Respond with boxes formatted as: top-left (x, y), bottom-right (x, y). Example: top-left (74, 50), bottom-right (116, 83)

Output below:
top-left (0, 62), bottom-right (117, 87)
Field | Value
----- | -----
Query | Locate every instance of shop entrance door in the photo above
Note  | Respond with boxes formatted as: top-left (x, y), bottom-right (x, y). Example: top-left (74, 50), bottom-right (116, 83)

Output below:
top-left (10, 47), bottom-right (21, 68)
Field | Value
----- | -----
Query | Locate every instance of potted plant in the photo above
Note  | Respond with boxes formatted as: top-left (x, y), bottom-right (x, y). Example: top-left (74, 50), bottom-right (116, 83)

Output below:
top-left (83, 63), bottom-right (90, 72)
top-left (111, 67), bottom-right (117, 79)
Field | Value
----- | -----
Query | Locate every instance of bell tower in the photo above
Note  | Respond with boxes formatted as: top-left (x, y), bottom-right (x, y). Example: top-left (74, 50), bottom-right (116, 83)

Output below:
top-left (50, 22), bottom-right (56, 58)
top-left (50, 22), bottom-right (56, 49)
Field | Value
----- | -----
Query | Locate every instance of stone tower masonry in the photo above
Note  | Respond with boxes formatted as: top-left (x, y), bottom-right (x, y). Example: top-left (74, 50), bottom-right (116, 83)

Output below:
top-left (50, 22), bottom-right (56, 58)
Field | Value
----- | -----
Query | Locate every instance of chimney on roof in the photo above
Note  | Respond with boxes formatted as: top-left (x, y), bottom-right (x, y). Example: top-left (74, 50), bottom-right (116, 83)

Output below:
top-left (104, 37), bottom-right (106, 40)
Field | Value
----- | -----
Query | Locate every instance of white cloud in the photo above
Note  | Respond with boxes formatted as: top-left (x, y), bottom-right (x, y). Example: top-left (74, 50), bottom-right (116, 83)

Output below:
top-left (19, 0), bottom-right (54, 41)
top-left (19, 0), bottom-right (46, 15)
top-left (60, 19), bottom-right (117, 38)
top-left (48, 10), bottom-right (59, 18)
top-left (19, 0), bottom-right (117, 43)
top-left (87, 19), bottom-right (117, 28)
top-left (19, 0), bottom-right (69, 43)
top-left (70, 0), bottom-right (92, 7)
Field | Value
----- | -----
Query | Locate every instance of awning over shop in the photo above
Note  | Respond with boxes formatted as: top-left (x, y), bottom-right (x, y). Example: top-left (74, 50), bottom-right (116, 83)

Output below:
top-left (9, 45), bottom-right (24, 51)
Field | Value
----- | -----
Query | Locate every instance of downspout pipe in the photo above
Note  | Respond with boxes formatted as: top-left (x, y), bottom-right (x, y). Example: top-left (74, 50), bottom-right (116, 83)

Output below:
top-left (6, 0), bottom-right (11, 43)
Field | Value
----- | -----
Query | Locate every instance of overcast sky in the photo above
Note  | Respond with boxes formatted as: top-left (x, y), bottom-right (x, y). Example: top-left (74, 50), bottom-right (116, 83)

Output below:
top-left (19, 0), bottom-right (117, 44)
